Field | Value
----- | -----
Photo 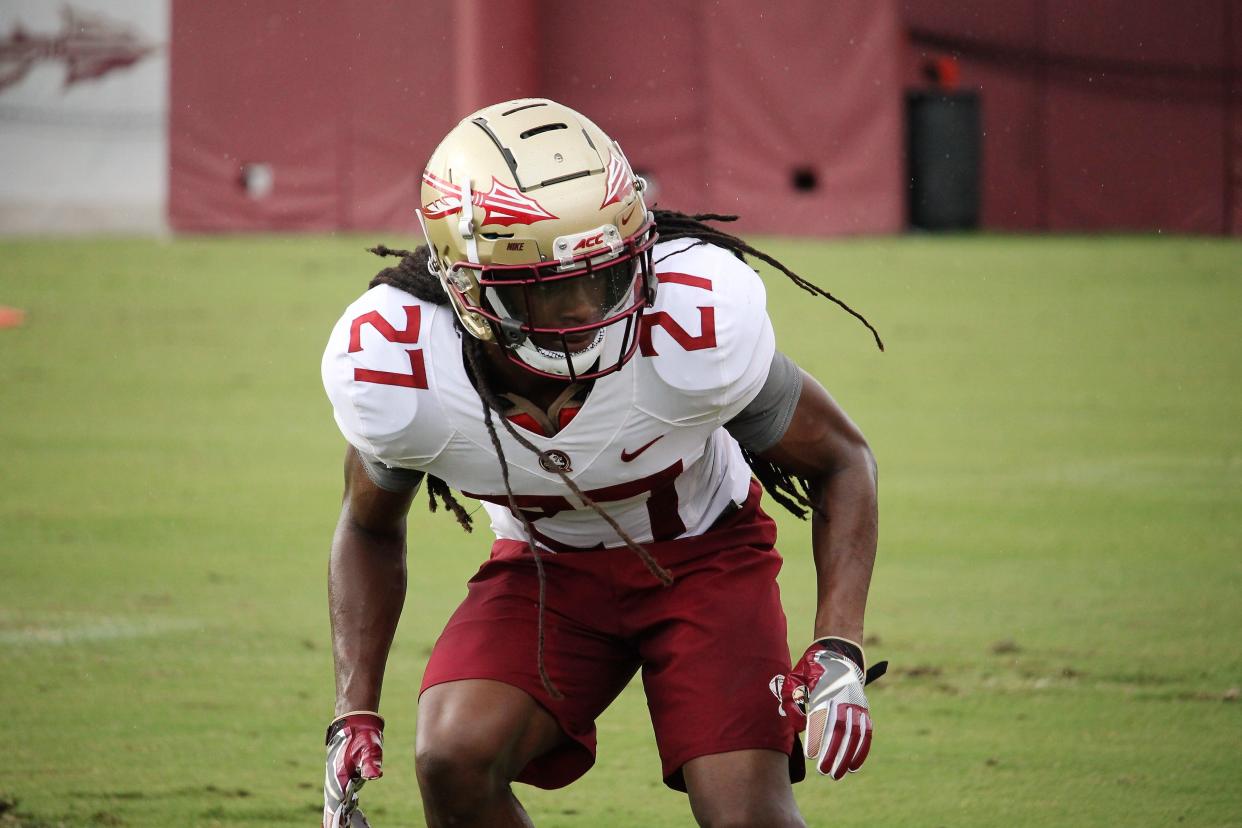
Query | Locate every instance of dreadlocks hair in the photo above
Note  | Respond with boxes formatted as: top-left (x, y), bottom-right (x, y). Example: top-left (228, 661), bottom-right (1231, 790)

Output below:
top-left (652, 210), bottom-right (884, 352)
top-left (365, 212), bottom-right (882, 692)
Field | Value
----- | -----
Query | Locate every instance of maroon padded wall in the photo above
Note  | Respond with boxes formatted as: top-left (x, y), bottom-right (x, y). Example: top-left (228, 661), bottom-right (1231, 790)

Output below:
top-left (169, 1), bottom-right (1239, 235)
top-left (704, 1), bottom-right (904, 235)
top-left (170, 2), bottom-right (466, 233)
top-left (169, 1), bottom-right (904, 236)
top-left (1227, 0), bottom-right (1242, 236)
top-left (171, 1), bottom-right (346, 231)
top-left (903, 0), bottom-right (1240, 234)
top-left (540, 0), bottom-right (904, 235)
top-left (535, 0), bottom-right (707, 229)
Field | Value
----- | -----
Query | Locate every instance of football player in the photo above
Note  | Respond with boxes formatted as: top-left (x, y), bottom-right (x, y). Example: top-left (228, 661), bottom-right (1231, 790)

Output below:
top-left (320, 99), bottom-right (882, 827)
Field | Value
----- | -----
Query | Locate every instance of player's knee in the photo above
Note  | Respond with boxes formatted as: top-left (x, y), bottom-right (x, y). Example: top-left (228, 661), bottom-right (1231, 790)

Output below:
top-left (692, 799), bottom-right (805, 828)
top-left (415, 739), bottom-right (511, 806)
top-left (695, 809), bottom-right (799, 828)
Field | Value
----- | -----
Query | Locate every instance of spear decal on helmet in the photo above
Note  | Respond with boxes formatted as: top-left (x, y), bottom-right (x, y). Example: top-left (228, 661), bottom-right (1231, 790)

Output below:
top-left (599, 152), bottom-right (635, 209)
top-left (421, 172), bottom-right (559, 227)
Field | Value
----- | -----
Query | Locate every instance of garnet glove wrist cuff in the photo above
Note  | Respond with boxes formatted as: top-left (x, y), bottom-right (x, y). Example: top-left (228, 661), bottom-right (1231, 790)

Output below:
top-left (323, 712), bottom-right (384, 828)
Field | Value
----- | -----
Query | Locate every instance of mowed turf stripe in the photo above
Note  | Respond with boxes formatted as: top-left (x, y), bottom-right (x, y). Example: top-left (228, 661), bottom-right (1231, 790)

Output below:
top-left (0, 615), bottom-right (202, 646)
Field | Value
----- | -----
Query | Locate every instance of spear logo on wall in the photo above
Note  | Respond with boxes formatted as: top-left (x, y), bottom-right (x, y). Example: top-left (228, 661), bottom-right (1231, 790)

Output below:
top-left (0, 6), bottom-right (160, 94)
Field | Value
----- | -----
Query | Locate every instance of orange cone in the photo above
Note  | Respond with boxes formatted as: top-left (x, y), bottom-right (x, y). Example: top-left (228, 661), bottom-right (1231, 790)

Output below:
top-left (0, 307), bottom-right (26, 328)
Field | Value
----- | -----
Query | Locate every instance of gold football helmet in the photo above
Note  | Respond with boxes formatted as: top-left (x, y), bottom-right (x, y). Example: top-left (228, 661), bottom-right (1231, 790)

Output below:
top-left (416, 98), bottom-right (656, 380)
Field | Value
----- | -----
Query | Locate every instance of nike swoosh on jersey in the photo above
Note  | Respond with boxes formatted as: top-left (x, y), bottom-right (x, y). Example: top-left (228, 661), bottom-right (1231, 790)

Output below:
top-left (621, 434), bottom-right (665, 462)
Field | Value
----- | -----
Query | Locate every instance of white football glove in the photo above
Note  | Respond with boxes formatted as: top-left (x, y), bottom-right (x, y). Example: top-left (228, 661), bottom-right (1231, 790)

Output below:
top-left (770, 637), bottom-right (886, 779)
top-left (323, 712), bottom-right (383, 828)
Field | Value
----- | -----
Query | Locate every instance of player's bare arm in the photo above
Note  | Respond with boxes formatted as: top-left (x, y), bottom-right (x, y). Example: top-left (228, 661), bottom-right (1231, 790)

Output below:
top-left (330, 445), bottom-right (420, 713)
top-left (762, 369), bottom-right (880, 780)
top-left (323, 446), bottom-right (420, 826)
top-left (759, 370), bottom-right (877, 643)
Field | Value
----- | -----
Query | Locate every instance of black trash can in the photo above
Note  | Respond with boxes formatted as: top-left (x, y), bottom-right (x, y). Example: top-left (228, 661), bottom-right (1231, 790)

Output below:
top-left (906, 91), bottom-right (981, 230)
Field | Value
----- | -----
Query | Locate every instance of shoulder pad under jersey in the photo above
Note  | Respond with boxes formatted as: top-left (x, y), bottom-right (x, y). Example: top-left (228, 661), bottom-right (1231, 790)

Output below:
top-left (321, 284), bottom-right (454, 467)
top-left (638, 241), bottom-right (776, 424)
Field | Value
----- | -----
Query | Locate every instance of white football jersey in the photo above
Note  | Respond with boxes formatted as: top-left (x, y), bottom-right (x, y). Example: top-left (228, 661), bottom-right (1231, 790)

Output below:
top-left (321, 240), bottom-right (776, 551)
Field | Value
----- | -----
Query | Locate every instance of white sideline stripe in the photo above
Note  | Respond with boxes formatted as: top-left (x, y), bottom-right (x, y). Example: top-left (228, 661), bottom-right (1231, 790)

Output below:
top-left (0, 616), bottom-right (201, 646)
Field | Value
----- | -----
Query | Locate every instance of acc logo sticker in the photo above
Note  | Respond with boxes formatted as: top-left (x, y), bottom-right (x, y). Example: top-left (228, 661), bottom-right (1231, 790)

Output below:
top-left (538, 450), bottom-right (573, 473)
top-left (572, 233), bottom-right (605, 251)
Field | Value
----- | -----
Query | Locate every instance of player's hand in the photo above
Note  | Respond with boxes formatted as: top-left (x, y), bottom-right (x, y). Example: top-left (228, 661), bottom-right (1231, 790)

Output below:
top-left (770, 638), bottom-right (884, 780)
top-left (323, 711), bottom-right (384, 828)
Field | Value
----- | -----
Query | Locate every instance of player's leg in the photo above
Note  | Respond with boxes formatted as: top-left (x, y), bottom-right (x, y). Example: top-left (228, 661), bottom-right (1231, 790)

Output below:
top-left (682, 749), bottom-right (805, 828)
top-left (416, 678), bottom-right (567, 827)
top-left (629, 492), bottom-right (804, 824)
top-left (416, 539), bottom-right (640, 824)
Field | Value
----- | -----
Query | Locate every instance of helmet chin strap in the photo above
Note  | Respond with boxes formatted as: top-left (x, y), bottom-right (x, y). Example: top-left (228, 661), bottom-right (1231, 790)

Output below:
top-left (509, 329), bottom-right (605, 378)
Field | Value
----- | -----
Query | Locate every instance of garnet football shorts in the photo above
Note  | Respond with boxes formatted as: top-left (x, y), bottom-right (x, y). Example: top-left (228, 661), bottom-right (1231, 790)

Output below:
top-left (420, 482), bottom-right (803, 791)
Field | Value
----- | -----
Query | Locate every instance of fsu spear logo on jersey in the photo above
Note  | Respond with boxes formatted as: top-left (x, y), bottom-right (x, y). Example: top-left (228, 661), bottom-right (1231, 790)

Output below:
top-left (0, 6), bottom-right (160, 94)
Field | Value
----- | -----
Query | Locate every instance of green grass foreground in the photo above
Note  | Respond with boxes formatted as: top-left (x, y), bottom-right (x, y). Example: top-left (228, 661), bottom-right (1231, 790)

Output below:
top-left (1, 233), bottom-right (1240, 827)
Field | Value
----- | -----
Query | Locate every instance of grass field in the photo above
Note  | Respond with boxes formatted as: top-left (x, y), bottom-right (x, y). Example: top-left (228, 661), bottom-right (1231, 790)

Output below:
top-left (1, 233), bottom-right (1240, 827)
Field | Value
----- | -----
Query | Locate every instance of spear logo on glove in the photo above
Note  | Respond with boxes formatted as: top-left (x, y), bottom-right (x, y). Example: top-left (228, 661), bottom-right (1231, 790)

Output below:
top-left (323, 711), bottom-right (384, 828)
top-left (770, 637), bottom-right (887, 780)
